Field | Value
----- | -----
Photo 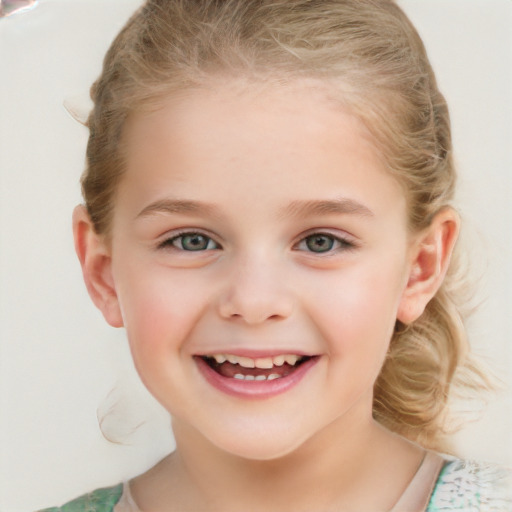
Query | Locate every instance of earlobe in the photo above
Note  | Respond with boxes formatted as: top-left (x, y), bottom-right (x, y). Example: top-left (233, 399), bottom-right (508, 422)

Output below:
top-left (72, 205), bottom-right (124, 328)
top-left (397, 208), bottom-right (459, 324)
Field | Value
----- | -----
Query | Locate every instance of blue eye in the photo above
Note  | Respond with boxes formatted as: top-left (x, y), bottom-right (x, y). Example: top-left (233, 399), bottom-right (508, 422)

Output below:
top-left (305, 234), bottom-right (334, 253)
top-left (161, 233), bottom-right (219, 251)
top-left (297, 233), bottom-right (353, 254)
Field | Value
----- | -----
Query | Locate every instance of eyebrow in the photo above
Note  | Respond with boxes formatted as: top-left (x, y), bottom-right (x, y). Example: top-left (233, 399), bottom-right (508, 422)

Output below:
top-left (136, 197), bottom-right (374, 221)
top-left (280, 198), bottom-right (374, 219)
top-left (136, 199), bottom-right (221, 219)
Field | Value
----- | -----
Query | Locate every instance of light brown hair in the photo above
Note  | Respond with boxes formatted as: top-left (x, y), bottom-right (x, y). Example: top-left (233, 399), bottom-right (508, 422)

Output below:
top-left (83, 0), bottom-right (490, 450)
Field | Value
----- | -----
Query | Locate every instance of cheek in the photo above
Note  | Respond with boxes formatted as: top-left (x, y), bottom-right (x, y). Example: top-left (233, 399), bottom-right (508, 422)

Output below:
top-left (306, 259), bottom-right (406, 357)
top-left (113, 265), bottom-right (213, 404)
top-left (114, 262), bottom-right (210, 353)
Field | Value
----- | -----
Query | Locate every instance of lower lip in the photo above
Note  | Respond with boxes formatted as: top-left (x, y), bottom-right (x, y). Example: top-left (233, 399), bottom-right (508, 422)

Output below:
top-left (195, 356), bottom-right (319, 400)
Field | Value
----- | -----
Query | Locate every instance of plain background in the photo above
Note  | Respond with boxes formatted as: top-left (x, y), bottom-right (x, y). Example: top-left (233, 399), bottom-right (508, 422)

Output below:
top-left (1, 1), bottom-right (511, 510)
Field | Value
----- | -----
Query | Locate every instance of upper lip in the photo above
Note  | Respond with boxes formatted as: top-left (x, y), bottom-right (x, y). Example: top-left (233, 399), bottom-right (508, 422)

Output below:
top-left (196, 349), bottom-right (316, 358)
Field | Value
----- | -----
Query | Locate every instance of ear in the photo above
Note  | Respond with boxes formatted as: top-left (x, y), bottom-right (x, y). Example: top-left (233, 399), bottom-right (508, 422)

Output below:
top-left (72, 205), bottom-right (124, 328)
top-left (397, 208), bottom-right (459, 324)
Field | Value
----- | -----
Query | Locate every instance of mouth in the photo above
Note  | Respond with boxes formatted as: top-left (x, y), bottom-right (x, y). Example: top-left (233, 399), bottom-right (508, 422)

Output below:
top-left (195, 353), bottom-right (318, 399)
top-left (199, 353), bottom-right (312, 381)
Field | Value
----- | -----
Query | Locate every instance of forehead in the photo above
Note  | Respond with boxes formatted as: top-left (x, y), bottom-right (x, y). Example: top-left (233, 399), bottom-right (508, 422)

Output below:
top-left (123, 77), bottom-right (370, 147)
top-left (118, 80), bottom-right (405, 218)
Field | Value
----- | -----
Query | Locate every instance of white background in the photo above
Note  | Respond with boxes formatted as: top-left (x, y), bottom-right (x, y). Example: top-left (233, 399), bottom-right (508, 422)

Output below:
top-left (0, 1), bottom-right (511, 510)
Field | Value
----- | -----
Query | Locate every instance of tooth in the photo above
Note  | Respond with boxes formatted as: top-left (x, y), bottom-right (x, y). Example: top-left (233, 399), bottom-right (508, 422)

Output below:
top-left (273, 355), bottom-right (285, 366)
top-left (238, 356), bottom-right (256, 368)
top-left (255, 375), bottom-right (266, 381)
top-left (244, 375), bottom-right (255, 381)
top-left (213, 354), bottom-right (226, 364)
top-left (234, 374), bottom-right (245, 380)
top-left (284, 354), bottom-right (299, 365)
top-left (267, 374), bottom-right (280, 380)
top-left (227, 355), bottom-right (239, 364)
top-left (255, 357), bottom-right (273, 369)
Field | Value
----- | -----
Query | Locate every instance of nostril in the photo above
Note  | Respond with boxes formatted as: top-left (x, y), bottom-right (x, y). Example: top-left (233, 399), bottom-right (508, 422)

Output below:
top-left (217, 280), bottom-right (294, 324)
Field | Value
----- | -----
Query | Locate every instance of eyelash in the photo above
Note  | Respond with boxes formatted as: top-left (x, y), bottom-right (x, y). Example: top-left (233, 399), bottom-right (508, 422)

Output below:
top-left (157, 231), bottom-right (221, 252)
top-left (157, 230), bottom-right (355, 255)
top-left (293, 232), bottom-right (355, 255)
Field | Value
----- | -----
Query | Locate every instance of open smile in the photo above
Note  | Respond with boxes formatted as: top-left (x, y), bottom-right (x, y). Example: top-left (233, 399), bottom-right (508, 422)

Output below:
top-left (195, 353), bottom-right (319, 399)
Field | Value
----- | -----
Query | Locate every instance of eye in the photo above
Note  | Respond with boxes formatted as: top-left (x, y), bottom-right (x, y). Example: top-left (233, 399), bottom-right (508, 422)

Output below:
top-left (159, 232), bottom-right (220, 251)
top-left (296, 233), bottom-right (353, 254)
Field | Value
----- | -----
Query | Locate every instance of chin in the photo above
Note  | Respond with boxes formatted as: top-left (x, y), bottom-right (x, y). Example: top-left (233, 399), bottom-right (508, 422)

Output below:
top-left (222, 440), bottom-right (304, 462)
top-left (204, 421), bottom-right (314, 462)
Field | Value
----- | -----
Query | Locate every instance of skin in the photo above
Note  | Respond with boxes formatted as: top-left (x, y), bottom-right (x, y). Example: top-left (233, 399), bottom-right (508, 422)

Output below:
top-left (74, 80), bottom-right (459, 511)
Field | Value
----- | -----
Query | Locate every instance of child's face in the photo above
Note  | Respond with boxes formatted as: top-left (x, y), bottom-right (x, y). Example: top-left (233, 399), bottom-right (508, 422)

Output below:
top-left (102, 82), bottom-right (416, 459)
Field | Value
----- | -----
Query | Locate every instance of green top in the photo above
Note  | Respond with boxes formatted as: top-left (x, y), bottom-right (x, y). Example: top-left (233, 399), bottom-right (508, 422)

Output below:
top-left (38, 459), bottom-right (511, 512)
top-left (38, 484), bottom-right (123, 512)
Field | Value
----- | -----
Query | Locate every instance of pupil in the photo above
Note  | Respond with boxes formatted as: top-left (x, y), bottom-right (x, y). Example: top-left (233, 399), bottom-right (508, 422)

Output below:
top-left (183, 234), bottom-right (208, 251)
top-left (306, 235), bottom-right (334, 253)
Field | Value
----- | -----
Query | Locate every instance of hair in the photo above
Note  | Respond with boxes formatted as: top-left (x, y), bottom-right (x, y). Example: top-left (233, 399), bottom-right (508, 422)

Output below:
top-left (83, 0), bottom-right (491, 451)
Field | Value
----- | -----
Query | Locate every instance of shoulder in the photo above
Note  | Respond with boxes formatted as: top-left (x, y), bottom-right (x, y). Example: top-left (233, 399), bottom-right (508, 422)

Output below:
top-left (427, 458), bottom-right (512, 511)
top-left (37, 484), bottom-right (124, 512)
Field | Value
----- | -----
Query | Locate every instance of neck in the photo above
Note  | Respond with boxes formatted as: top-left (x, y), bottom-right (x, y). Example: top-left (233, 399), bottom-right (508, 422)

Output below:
top-left (176, 409), bottom-right (373, 499)
top-left (133, 402), bottom-right (424, 512)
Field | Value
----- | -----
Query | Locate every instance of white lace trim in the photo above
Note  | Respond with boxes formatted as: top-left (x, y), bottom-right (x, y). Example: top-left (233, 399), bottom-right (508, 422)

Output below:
top-left (427, 459), bottom-right (512, 511)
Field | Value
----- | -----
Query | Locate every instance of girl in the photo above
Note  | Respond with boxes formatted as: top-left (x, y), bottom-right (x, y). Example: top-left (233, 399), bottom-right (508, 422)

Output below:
top-left (40, 0), bottom-right (510, 510)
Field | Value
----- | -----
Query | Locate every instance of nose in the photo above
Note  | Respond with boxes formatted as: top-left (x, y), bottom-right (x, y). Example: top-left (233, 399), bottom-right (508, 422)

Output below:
top-left (217, 254), bottom-right (294, 325)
